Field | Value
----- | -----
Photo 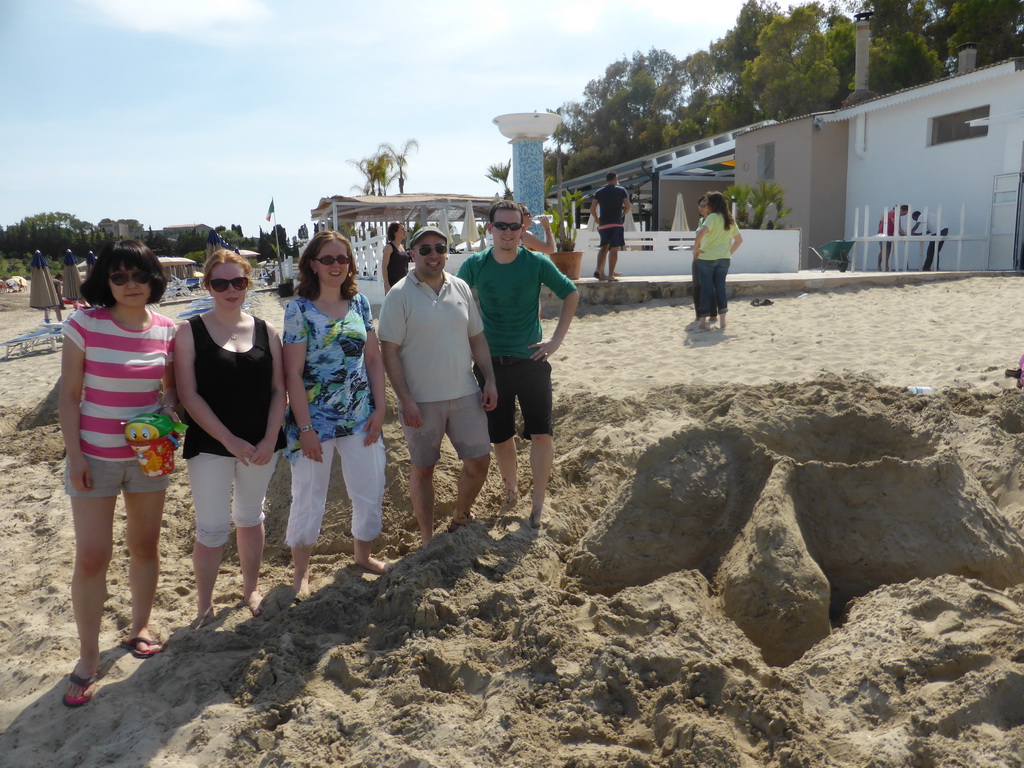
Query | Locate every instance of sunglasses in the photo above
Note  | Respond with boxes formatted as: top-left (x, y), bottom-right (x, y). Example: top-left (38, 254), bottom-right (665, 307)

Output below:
top-left (416, 244), bottom-right (448, 256)
top-left (490, 221), bottom-right (523, 231)
top-left (209, 277), bottom-right (249, 292)
top-left (109, 270), bottom-right (152, 286)
top-left (313, 255), bottom-right (351, 265)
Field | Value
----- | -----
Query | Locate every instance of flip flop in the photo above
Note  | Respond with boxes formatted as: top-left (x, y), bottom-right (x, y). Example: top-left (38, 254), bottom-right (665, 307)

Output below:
top-left (63, 671), bottom-right (99, 708)
top-left (121, 636), bottom-right (163, 659)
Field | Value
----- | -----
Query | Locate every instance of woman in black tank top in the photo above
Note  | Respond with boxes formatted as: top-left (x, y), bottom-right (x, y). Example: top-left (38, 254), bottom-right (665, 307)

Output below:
top-left (382, 221), bottom-right (410, 293)
top-left (174, 250), bottom-right (286, 626)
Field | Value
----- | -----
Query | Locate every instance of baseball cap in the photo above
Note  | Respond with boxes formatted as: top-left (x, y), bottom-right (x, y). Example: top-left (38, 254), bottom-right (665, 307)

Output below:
top-left (408, 226), bottom-right (448, 248)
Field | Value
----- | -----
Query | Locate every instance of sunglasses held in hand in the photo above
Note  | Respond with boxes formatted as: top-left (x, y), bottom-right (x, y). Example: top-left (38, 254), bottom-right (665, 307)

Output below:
top-left (209, 277), bottom-right (249, 292)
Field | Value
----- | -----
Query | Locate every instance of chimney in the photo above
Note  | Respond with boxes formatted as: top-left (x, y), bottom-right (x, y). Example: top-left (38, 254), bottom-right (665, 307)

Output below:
top-left (854, 11), bottom-right (873, 93)
top-left (957, 42), bottom-right (978, 75)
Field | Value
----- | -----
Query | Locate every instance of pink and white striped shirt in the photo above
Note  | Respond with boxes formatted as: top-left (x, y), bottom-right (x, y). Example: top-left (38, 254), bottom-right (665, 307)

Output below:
top-left (63, 307), bottom-right (175, 460)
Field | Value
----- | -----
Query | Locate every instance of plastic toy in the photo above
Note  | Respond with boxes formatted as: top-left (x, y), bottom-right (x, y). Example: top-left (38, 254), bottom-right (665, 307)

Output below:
top-left (123, 413), bottom-right (188, 477)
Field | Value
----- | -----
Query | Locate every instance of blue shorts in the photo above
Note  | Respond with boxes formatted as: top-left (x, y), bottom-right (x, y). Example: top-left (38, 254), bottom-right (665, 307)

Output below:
top-left (599, 226), bottom-right (625, 248)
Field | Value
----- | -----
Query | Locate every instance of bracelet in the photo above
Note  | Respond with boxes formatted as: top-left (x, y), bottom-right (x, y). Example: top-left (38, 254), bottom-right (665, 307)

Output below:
top-left (299, 424), bottom-right (314, 433)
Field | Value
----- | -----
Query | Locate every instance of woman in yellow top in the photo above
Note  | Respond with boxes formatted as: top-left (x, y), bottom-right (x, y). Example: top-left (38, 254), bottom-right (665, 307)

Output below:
top-left (693, 191), bottom-right (743, 331)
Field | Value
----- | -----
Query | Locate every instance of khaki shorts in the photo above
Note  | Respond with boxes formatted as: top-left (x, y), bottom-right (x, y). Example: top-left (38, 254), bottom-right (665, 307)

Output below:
top-left (64, 454), bottom-right (172, 498)
top-left (401, 393), bottom-right (491, 467)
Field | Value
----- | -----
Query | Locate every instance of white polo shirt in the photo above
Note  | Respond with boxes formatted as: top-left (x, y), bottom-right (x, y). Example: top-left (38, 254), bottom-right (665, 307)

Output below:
top-left (377, 270), bottom-right (484, 403)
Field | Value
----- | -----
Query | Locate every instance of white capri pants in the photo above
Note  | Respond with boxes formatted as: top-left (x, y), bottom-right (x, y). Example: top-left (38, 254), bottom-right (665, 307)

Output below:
top-left (186, 452), bottom-right (280, 547)
top-left (286, 434), bottom-right (386, 548)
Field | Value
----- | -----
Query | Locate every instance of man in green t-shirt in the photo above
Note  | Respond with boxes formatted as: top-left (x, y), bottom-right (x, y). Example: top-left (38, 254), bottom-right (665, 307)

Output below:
top-left (457, 200), bottom-right (579, 528)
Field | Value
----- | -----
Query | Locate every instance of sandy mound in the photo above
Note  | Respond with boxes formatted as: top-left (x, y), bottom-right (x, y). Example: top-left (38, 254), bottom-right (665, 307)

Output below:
top-left (3, 282), bottom-right (1024, 767)
top-left (4, 372), bottom-right (1024, 767)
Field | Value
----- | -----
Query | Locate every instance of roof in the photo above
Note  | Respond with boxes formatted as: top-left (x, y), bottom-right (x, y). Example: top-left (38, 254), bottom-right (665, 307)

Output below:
top-left (817, 58), bottom-right (1024, 123)
top-left (310, 193), bottom-right (496, 224)
top-left (561, 121), bottom-right (772, 192)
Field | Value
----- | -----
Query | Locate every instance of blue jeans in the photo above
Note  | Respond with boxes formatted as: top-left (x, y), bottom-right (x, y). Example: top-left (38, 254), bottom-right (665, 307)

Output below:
top-left (697, 258), bottom-right (730, 318)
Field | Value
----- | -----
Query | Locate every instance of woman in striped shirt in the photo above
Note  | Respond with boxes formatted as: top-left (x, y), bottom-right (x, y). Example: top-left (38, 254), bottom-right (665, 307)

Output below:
top-left (58, 240), bottom-right (176, 708)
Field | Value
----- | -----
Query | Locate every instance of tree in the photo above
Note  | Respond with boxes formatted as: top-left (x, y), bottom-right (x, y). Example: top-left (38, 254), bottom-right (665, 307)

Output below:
top-left (378, 139), bottom-right (419, 194)
top-left (485, 160), bottom-right (513, 200)
top-left (559, 49), bottom-right (689, 177)
top-left (946, 0), bottom-right (1024, 67)
top-left (741, 3), bottom-right (840, 119)
top-left (348, 151), bottom-right (396, 196)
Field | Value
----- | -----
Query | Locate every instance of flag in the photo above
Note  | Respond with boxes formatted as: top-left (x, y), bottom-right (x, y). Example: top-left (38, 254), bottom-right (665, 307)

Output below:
top-left (266, 198), bottom-right (275, 222)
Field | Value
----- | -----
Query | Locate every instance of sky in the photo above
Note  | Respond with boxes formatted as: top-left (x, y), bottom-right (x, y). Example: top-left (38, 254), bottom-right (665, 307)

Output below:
top-left (1, 0), bottom-right (755, 239)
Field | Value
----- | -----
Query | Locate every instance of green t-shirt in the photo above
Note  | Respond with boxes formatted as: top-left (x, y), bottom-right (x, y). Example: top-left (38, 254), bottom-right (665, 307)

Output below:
top-left (698, 212), bottom-right (740, 260)
top-left (457, 246), bottom-right (577, 358)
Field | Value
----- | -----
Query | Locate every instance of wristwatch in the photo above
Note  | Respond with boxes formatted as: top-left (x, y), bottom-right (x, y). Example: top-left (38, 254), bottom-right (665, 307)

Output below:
top-left (299, 425), bottom-right (314, 433)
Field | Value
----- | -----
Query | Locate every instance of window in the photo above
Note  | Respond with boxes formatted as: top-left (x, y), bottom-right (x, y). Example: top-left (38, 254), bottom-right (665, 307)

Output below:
top-left (756, 142), bottom-right (775, 180)
top-left (929, 106), bottom-right (989, 146)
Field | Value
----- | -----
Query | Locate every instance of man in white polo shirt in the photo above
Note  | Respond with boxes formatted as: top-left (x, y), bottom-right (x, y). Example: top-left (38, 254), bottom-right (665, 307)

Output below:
top-left (378, 225), bottom-right (498, 544)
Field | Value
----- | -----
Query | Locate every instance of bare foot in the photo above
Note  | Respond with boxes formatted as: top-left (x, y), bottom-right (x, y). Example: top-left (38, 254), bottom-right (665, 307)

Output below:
top-left (245, 590), bottom-right (263, 617)
top-left (698, 322), bottom-right (709, 331)
top-left (293, 574), bottom-right (310, 601)
top-left (529, 504), bottom-right (547, 529)
top-left (500, 488), bottom-right (520, 513)
top-left (355, 557), bottom-right (393, 575)
top-left (191, 608), bottom-right (216, 630)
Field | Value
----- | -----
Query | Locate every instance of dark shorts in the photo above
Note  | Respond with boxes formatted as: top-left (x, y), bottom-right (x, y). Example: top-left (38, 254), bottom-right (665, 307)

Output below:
top-left (475, 356), bottom-right (552, 443)
top-left (598, 226), bottom-right (625, 248)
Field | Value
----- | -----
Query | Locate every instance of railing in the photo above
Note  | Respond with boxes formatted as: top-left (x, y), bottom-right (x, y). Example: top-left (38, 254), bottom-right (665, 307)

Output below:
top-left (848, 203), bottom-right (993, 272)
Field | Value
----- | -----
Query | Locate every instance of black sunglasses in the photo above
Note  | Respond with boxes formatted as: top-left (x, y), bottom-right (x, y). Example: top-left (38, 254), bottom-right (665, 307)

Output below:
top-left (109, 270), bottom-right (152, 286)
top-left (209, 277), bottom-right (249, 292)
top-left (416, 244), bottom-right (448, 256)
top-left (314, 255), bottom-right (351, 265)
top-left (490, 221), bottom-right (523, 231)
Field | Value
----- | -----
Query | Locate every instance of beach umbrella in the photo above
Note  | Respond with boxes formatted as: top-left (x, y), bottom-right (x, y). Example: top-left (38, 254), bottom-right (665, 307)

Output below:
top-left (7, 275), bottom-right (28, 291)
top-left (461, 199), bottom-right (476, 251)
top-left (29, 250), bottom-right (60, 312)
top-left (62, 249), bottom-right (83, 302)
top-left (671, 193), bottom-right (688, 231)
top-left (85, 250), bottom-right (96, 277)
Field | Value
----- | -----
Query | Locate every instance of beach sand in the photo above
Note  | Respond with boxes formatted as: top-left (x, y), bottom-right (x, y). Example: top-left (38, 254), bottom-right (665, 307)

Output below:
top-left (2, 276), bottom-right (1024, 767)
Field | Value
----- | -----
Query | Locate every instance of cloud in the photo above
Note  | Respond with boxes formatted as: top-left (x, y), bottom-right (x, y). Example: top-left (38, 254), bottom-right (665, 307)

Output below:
top-left (79, 0), bottom-right (273, 37)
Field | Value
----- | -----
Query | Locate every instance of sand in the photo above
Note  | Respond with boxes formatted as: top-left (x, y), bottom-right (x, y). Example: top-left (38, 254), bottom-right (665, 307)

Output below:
top-left (2, 276), bottom-right (1024, 767)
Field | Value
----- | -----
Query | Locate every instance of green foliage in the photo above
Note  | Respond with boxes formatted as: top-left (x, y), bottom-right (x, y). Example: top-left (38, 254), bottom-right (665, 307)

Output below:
top-left (726, 181), bottom-right (791, 228)
top-left (742, 4), bottom-right (840, 119)
top-left (0, 211), bottom-right (114, 264)
top-left (485, 161), bottom-right (513, 200)
top-left (546, 190), bottom-right (584, 252)
top-left (555, 0), bottom-right (1020, 178)
top-left (378, 139), bottom-right (419, 194)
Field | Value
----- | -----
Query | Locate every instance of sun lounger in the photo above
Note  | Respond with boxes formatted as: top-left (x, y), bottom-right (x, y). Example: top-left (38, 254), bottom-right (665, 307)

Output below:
top-left (809, 240), bottom-right (854, 272)
top-left (2, 324), bottom-right (63, 360)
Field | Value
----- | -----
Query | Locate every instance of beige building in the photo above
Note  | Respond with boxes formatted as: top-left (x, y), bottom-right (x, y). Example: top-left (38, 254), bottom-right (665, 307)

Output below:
top-left (734, 115), bottom-right (850, 269)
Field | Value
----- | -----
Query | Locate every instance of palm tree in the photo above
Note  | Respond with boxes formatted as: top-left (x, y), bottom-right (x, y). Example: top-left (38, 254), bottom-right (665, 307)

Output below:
top-left (348, 152), bottom-right (396, 196)
top-left (378, 139), bottom-right (419, 194)
top-left (486, 160), bottom-right (513, 200)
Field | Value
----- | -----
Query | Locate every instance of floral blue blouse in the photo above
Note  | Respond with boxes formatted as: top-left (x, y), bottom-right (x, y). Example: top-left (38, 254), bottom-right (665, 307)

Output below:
top-left (282, 294), bottom-right (376, 462)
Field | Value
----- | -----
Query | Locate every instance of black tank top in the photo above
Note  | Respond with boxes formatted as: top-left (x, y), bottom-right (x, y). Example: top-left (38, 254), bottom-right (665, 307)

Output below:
top-left (182, 315), bottom-right (286, 459)
top-left (386, 241), bottom-right (411, 286)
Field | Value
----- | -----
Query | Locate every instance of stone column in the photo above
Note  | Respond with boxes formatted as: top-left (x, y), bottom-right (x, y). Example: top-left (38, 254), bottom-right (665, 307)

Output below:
top-left (493, 113), bottom-right (563, 237)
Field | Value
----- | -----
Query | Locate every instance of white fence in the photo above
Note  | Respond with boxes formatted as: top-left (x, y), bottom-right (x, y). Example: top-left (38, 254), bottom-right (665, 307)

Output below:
top-left (848, 203), bottom-right (993, 272)
top-left (441, 229), bottom-right (801, 276)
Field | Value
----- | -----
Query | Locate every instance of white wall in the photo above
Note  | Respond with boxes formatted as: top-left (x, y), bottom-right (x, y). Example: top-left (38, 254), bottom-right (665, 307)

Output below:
top-left (443, 228), bottom-right (801, 276)
top-left (842, 65), bottom-right (1024, 270)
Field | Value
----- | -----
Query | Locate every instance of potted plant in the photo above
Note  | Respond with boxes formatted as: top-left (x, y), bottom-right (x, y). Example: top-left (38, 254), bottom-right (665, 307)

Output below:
top-left (547, 190), bottom-right (584, 280)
